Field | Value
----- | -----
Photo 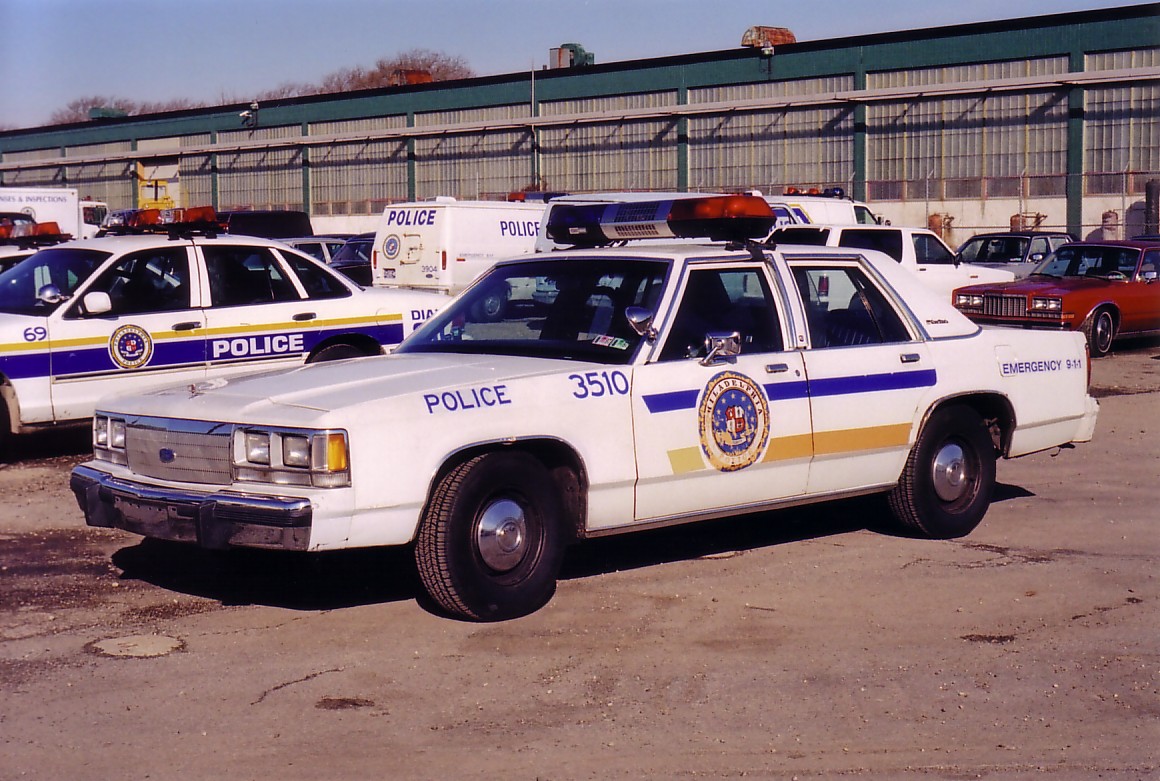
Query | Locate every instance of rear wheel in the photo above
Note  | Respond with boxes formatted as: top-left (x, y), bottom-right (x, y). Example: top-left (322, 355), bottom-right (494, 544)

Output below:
top-left (0, 397), bottom-right (10, 461)
top-left (1083, 307), bottom-right (1116, 358)
top-left (415, 451), bottom-right (567, 621)
top-left (307, 343), bottom-right (366, 363)
top-left (888, 405), bottom-right (996, 539)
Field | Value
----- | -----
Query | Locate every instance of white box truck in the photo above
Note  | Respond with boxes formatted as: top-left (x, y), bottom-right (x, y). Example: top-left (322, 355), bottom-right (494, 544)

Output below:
top-left (0, 187), bottom-right (109, 239)
top-left (372, 198), bottom-right (545, 296)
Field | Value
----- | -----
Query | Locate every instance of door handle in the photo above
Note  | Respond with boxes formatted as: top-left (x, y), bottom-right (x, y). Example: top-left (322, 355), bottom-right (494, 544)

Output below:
top-left (900, 353), bottom-right (921, 364)
top-left (765, 363), bottom-right (790, 374)
top-left (293, 312), bottom-right (317, 322)
top-left (171, 321), bottom-right (201, 331)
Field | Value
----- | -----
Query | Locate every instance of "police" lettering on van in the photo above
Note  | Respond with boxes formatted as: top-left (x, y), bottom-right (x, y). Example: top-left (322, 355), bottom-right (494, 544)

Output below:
top-left (211, 333), bottom-right (305, 359)
top-left (384, 209), bottom-right (437, 227)
top-left (500, 220), bottom-right (540, 238)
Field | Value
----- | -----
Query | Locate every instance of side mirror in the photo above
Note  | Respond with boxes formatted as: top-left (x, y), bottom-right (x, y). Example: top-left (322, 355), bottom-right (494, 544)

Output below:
top-left (700, 331), bottom-right (742, 366)
top-left (624, 306), bottom-right (656, 341)
top-left (82, 290), bottom-right (112, 315)
top-left (36, 284), bottom-right (66, 305)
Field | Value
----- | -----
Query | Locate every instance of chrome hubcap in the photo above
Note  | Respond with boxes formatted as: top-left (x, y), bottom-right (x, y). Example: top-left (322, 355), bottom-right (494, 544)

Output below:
top-left (476, 498), bottom-right (528, 572)
top-left (932, 442), bottom-right (970, 502)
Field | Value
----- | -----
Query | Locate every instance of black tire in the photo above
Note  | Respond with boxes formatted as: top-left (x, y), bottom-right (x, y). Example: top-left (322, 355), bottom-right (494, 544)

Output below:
top-left (0, 396), bottom-right (10, 462)
top-left (307, 343), bottom-right (366, 363)
top-left (472, 290), bottom-right (507, 323)
top-left (1083, 307), bottom-right (1116, 358)
top-left (887, 405), bottom-right (996, 539)
top-left (415, 451), bottom-right (567, 621)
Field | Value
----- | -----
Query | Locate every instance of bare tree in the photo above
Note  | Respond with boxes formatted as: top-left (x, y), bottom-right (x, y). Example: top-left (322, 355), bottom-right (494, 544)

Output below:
top-left (32, 49), bottom-right (477, 127)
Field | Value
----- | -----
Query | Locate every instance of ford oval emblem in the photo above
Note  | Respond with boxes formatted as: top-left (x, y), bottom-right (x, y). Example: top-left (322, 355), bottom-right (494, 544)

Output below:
top-left (159, 448), bottom-right (176, 464)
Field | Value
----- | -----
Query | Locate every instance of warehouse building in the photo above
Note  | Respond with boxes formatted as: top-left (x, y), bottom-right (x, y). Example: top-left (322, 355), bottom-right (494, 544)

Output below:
top-left (1, 4), bottom-right (1157, 245)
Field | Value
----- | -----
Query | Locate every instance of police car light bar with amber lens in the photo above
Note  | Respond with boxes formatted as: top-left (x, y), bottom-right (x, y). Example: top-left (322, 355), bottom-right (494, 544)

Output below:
top-left (104, 206), bottom-right (220, 236)
top-left (0, 221), bottom-right (73, 247)
top-left (545, 194), bottom-right (776, 247)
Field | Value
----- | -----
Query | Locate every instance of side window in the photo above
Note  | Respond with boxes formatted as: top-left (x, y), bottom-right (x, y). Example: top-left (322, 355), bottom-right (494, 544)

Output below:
top-left (1140, 250), bottom-right (1159, 278)
top-left (279, 250), bottom-right (352, 300)
top-left (203, 246), bottom-right (300, 307)
top-left (658, 268), bottom-right (783, 361)
top-left (83, 247), bottom-right (191, 316)
top-left (792, 265), bottom-right (912, 349)
top-left (839, 230), bottom-right (904, 262)
top-left (913, 234), bottom-right (955, 265)
top-left (1028, 237), bottom-right (1049, 259)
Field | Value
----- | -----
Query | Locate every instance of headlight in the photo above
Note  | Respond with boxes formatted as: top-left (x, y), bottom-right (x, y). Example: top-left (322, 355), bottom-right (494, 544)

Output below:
top-left (1030, 297), bottom-right (1062, 312)
top-left (93, 414), bottom-right (129, 465)
top-left (954, 293), bottom-right (984, 308)
top-left (245, 431), bottom-right (271, 465)
top-left (232, 427), bottom-right (350, 488)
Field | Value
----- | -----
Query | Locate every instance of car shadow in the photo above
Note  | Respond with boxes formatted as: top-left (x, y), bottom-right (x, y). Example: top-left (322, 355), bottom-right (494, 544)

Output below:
top-left (110, 496), bottom-right (886, 614)
top-left (112, 540), bottom-right (421, 612)
top-left (2, 425), bottom-right (91, 464)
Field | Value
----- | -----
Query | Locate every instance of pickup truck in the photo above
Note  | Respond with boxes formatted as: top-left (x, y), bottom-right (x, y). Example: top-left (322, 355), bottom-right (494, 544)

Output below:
top-left (770, 225), bottom-right (1016, 299)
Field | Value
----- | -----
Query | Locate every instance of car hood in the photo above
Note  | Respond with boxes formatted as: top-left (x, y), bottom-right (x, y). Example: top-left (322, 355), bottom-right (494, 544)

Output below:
top-left (98, 352), bottom-right (582, 425)
top-left (957, 275), bottom-right (1112, 296)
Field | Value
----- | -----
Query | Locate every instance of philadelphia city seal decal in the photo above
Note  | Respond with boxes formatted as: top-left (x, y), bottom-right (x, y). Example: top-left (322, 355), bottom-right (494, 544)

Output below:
top-left (698, 370), bottom-right (770, 472)
top-left (382, 234), bottom-right (401, 260)
top-left (109, 324), bottom-right (153, 369)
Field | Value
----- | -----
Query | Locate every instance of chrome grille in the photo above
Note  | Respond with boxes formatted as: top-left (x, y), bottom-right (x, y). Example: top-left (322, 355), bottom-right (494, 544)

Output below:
top-left (982, 294), bottom-right (1027, 318)
top-left (126, 418), bottom-right (233, 485)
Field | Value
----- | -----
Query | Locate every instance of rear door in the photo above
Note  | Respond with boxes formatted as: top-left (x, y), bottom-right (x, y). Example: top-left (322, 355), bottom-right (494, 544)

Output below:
top-left (198, 243), bottom-right (321, 376)
top-left (788, 257), bottom-right (935, 493)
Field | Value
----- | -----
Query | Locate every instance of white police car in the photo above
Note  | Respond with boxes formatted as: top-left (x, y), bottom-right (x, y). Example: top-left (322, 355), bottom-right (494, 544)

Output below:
top-left (71, 196), bottom-right (1099, 621)
top-left (0, 207), bottom-right (446, 451)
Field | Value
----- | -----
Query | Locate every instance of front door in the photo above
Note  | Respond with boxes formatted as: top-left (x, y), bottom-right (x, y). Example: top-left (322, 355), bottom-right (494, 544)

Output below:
top-left (49, 245), bottom-right (206, 421)
top-left (629, 265), bottom-right (813, 525)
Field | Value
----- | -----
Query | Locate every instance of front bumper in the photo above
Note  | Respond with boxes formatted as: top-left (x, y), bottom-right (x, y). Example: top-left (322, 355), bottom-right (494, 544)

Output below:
top-left (70, 464), bottom-right (313, 551)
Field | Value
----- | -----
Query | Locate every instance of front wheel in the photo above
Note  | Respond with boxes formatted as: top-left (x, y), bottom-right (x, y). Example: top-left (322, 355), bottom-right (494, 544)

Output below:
top-left (415, 451), bottom-right (567, 621)
top-left (887, 405), bottom-right (996, 539)
top-left (1083, 307), bottom-right (1116, 358)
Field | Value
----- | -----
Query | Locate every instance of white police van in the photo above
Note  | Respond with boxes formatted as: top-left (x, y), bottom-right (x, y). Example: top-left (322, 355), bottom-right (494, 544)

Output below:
top-left (372, 198), bottom-right (545, 305)
top-left (72, 195), bottom-right (1098, 621)
top-left (0, 207), bottom-right (446, 451)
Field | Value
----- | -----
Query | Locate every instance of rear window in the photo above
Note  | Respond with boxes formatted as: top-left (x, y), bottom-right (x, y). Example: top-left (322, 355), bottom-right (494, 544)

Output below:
top-left (837, 230), bottom-right (904, 262)
top-left (220, 211), bottom-right (313, 239)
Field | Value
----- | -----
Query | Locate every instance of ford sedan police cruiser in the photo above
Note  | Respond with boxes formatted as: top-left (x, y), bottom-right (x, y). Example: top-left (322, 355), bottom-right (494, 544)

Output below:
top-left (0, 208), bottom-right (445, 452)
top-left (71, 196), bottom-right (1098, 621)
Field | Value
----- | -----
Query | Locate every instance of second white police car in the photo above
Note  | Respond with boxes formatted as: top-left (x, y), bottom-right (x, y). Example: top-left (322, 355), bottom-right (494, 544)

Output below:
top-left (0, 207), bottom-right (445, 451)
top-left (71, 195), bottom-right (1099, 621)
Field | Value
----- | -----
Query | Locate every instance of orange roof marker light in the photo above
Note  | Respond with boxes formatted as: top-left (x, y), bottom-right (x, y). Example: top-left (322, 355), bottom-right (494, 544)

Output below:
top-left (545, 194), bottom-right (775, 247)
top-left (104, 206), bottom-right (220, 236)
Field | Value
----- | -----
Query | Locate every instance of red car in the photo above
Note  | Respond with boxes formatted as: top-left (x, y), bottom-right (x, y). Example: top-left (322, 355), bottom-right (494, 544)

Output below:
top-left (953, 240), bottom-right (1160, 356)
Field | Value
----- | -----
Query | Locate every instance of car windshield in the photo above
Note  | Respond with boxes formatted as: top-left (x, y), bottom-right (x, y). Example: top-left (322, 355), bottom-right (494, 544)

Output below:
top-left (959, 236), bottom-right (1029, 263)
top-left (331, 239), bottom-right (371, 263)
top-left (399, 257), bottom-right (670, 364)
top-left (0, 247), bottom-right (110, 315)
top-left (1032, 245), bottom-right (1139, 279)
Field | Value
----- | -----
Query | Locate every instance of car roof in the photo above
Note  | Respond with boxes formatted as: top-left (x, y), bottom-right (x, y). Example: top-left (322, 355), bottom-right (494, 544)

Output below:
top-left (1058, 240), bottom-right (1157, 250)
top-left (966, 231), bottom-right (1074, 238)
top-left (50, 231), bottom-right (319, 253)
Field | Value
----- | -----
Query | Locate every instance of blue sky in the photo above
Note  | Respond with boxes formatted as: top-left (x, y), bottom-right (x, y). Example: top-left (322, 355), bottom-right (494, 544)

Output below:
top-left (0, 0), bottom-right (1144, 130)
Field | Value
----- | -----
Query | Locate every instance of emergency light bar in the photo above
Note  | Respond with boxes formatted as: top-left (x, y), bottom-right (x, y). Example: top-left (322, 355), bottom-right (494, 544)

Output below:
top-left (784, 186), bottom-right (847, 199)
top-left (104, 206), bottom-right (220, 235)
top-left (0, 221), bottom-right (73, 246)
top-left (545, 194), bottom-right (775, 247)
